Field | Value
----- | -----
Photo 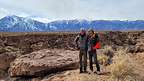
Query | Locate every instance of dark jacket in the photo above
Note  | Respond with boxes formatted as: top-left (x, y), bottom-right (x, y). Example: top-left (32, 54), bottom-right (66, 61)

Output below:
top-left (88, 33), bottom-right (99, 51)
top-left (75, 33), bottom-right (88, 50)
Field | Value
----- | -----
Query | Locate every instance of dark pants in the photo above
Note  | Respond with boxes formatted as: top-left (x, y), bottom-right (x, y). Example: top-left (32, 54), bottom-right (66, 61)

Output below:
top-left (79, 49), bottom-right (87, 72)
top-left (88, 49), bottom-right (100, 71)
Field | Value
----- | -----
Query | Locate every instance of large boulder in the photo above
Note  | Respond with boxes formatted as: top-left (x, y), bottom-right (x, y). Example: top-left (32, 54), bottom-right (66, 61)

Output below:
top-left (9, 49), bottom-right (79, 77)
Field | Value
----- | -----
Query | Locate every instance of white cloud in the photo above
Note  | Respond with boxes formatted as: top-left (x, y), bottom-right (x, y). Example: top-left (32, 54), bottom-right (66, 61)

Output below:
top-left (0, 8), bottom-right (30, 18)
top-left (0, 8), bottom-right (9, 18)
top-left (31, 17), bottom-right (52, 23)
top-left (0, 0), bottom-right (144, 20)
top-left (17, 13), bottom-right (30, 17)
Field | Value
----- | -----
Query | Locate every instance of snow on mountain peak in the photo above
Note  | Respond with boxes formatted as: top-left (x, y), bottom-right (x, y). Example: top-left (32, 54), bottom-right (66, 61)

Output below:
top-left (0, 15), bottom-right (144, 32)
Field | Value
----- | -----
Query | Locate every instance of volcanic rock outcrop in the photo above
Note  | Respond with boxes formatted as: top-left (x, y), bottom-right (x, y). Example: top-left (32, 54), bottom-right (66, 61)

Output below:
top-left (9, 49), bottom-right (79, 77)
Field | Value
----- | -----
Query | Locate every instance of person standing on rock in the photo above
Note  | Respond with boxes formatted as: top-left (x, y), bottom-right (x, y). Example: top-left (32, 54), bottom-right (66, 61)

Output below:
top-left (87, 29), bottom-right (101, 74)
top-left (75, 28), bottom-right (88, 73)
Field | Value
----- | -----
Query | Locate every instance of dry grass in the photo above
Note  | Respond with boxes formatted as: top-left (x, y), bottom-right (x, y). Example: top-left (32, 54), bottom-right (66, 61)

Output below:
top-left (98, 46), bottom-right (114, 66)
top-left (108, 49), bottom-right (140, 81)
top-left (0, 46), bottom-right (20, 53)
top-left (103, 45), bottom-right (114, 57)
top-left (0, 32), bottom-right (77, 37)
top-left (98, 54), bottom-right (109, 66)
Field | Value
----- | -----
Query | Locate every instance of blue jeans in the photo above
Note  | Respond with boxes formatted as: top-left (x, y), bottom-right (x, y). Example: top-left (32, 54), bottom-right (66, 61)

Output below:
top-left (88, 49), bottom-right (100, 71)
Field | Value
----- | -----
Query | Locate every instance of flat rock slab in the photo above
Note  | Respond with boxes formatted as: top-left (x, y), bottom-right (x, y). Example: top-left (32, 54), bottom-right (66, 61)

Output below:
top-left (9, 49), bottom-right (79, 77)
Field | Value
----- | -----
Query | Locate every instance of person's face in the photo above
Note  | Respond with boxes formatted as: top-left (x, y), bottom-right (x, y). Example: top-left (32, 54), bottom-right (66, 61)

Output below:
top-left (88, 31), bottom-right (93, 37)
top-left (80, 30), bottom-right (85, 35)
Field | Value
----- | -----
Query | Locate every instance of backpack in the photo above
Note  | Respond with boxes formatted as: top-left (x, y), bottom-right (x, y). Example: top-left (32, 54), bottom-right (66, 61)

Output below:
top-left (92, 32), bottom-right (101, 49)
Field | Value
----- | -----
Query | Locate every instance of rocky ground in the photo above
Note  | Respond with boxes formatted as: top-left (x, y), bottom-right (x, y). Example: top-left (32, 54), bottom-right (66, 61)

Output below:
top-left (41, 53), bottom-right (144, 81)
top-left (0, 31), bottom-right (143, 81)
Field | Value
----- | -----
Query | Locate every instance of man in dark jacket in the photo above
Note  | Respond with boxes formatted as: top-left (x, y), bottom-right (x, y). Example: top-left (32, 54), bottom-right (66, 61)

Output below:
top-left (87, 29), bottom-right (100, 74)
top-left (75, 28), bottom-right (88, 73)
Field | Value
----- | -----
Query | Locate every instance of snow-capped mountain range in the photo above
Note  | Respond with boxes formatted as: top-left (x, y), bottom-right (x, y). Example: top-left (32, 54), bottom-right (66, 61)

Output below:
top-left (0, 15), bottom-right (144, 32)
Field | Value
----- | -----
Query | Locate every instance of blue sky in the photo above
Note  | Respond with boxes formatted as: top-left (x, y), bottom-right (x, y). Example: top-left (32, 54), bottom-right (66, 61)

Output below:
top-left (0, 0), bottom-right (144, 22)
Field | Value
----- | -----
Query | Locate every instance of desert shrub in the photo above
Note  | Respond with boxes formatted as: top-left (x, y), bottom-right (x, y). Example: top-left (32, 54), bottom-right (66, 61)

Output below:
top-left (0, 46), bottom-right (20, 54)
top-left (0, 47), bottom-right (6, 54)
top-left (98, 46), bottom-right (114, 65)
top-left (4, 46), bottom-right (20, 52)
top-left (98, 54), bottom-right (109, 66)
top-left (108, 50), bottom-right (138, 81)
top-left (103, 45), bottom-right (114, 57)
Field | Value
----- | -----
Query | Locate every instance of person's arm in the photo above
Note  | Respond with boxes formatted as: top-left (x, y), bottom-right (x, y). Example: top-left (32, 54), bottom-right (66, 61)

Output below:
top-left (74, 35), bottom-right (80, 49)
top-left (92, 33), bottom-right (98, 45)
top-left (85, 35), bottom-right (89, 50)
top-left (95, 33), bottom-right (99, 43)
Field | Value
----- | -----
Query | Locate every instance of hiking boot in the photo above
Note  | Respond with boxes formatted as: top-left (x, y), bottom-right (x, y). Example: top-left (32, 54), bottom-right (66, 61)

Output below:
top-left (95, 71), bottom-right (101, 75)
top-left (88, 70), bottom-right (93, 74)
top-left (83, 70), bottom-right (88, 73)
top-left (90, 68), bottom-right (93, 72)
top-left (79, 71), bottom-right (83, 73)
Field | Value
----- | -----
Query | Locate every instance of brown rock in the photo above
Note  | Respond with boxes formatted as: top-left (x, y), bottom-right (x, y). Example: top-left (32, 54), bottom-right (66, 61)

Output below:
top-left (0, 52), bottom-right (16, 70)
top-left (135, 43), bottom-right (144, 53)
top-left (127, 42), bottom-right (144, 53)
top-left (30, 42), bottom-right (44, 51)
top-left (9, 49), bottom-right (79, 77)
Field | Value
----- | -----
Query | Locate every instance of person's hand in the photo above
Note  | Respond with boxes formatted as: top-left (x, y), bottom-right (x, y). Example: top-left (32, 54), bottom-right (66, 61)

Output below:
top-left (76, 45), bottom-right (80, 50)
top-left (76, 46), bottom-right (80, 50)
top-left (92, 46), bottom-right (96, 50)
top-left (88, 47), bottom-right (92, 51)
